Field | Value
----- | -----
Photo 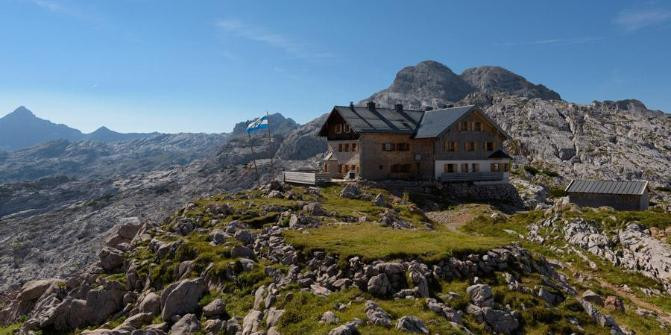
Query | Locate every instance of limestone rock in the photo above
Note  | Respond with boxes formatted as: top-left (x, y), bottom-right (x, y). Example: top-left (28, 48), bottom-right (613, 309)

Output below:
top-left (160, 278), bottom-right (206, 322)
top-left (202, 298), bottom-right (226, 318)
top-left (395, 315), bottom-right (429, 334)
top-left (169, 314), bottom-right (200, 335)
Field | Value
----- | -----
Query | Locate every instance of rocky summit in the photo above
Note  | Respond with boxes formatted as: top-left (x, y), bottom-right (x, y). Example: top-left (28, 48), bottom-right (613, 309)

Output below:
top-left (1, 60), bottom-right (671, 335)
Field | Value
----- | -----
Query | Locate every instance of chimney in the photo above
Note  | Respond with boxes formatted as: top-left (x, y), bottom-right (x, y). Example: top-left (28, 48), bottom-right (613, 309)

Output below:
top-left (367, 101), bottom-right (376, 111)
top-left (394, 103), bottom-right (403, 113)
top-left (349, 101), bottom-right (354, 108)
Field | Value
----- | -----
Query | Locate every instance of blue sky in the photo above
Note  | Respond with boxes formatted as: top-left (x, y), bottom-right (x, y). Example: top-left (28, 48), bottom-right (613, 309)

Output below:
top-left (0, 0), bottom-right (669, 133)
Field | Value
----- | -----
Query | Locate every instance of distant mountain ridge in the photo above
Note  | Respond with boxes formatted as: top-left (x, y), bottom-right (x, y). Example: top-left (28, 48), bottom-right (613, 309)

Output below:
top-left (366, 60), bottom-right (561, 108)
top-left (0, 106), bottom-right (158, 151)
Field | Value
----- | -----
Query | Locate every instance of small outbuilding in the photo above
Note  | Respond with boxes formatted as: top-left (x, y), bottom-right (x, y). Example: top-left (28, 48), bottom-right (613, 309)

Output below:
top-left (565, 179), bottom-right (649, 211)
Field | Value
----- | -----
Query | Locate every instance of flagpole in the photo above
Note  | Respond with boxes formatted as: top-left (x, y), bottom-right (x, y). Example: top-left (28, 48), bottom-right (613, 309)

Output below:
top-left (247, 131), bottom-right (260, 187)
top-left (266, 111), bottom-right (274, 172)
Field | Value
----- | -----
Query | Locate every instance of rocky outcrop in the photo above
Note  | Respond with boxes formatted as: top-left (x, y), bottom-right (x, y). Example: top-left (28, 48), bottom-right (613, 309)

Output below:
top-left (460, 66), bottom-right (561, 100)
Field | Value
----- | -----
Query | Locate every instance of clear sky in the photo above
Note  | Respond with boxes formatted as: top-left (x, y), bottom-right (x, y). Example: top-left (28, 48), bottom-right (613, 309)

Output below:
top-left (0, 0), bottom-right (669, 133)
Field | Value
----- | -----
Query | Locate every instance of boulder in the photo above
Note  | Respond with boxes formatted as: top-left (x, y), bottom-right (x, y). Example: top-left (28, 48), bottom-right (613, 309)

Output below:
top-left (99, 247), bottom-right (125, 272)
top-left (138, 292), bottom-right (161, 316)
top-left (203, 298), bottom-right (226, 318)
top-left (117, 313), bottom-right (153, 330)
top-left (320, 311), bottom-right (340, 325)
top-left (364, 301), bottom-right (392, 327)
top-left (234, 230), bottom-right (254, 245)
top-left (328, 322), bottom-right (360, 335)
top-left (340, 184), bottom-right (361, 199)
top-left (104, 217), bottom-right (142, 249)
top-left (395, 316), bottom-right (429, 334)
top-left (11, 279), bottom-right (64, 319)
top-left (169, 314), bottom-right (200, 335)
top-left (242, 309), bottom-right (263, 335)
top-left (367, 274), bottom-right (391, 297)
top-left (265, 308), bottom-right (285, 328)
top-left (160, 278), bottom-right (207, 322)
top-left (482, 308), bottom-right (518, 334)
top-left (208, 229), bottom-right (228, 245)
top-left (605, 295), bottom-right (625, 312)
top-left (372, 194), bottom-right (387, 207)
top-left (467, 284), bottom-right (493, 307)
top-left (581, 290), bottom-right (604, 306)
top-left (303, 202), bottom-right (326, 216)
top-left (231, 245), bottom-right (255, 259)
top-left (537, 287), bottom-right (564, 306)
top-left (203, 319), bottom-right (224, 334)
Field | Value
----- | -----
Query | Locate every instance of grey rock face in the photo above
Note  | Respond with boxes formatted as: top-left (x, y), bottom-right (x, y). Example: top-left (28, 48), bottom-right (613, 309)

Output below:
top-left (138, 292), bottom-right (161, 316)
top-left (327, 322), bottom-right (360, 335)
top-left (160, 278), bottom-right (206, 322)
top-left (99, 247), bottom-right (125, 273)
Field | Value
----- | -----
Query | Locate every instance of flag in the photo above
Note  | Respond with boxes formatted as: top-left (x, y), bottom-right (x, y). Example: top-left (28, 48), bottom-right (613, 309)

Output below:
top-left (246, 116), bottom-right (269, 133)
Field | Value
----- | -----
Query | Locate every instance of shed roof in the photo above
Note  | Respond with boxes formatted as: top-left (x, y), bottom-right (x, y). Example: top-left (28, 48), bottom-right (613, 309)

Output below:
top-left (565, 180), bottom-right (648, 195)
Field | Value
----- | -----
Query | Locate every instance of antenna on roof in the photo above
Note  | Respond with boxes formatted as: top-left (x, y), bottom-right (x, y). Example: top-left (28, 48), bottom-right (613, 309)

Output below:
top-left (349, 101), bottom-right (354, 107)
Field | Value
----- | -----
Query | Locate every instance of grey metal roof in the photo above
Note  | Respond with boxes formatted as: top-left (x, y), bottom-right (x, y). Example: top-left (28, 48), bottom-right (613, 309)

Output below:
top-left (414, 105), bottom-right (474, 138)
top-left (565, 179), bottom-right (649, 195)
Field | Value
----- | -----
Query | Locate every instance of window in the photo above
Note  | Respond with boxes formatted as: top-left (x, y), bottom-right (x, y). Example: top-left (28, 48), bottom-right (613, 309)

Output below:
top-left (338, 143), bottom-right (343, 152)
top-left (338, 164), bottom-right (343, 173)
top-left (465, 142), bottom-right (476, 152)
top-left (444, 164), bottom-right (456, 173)
top-left (502, 163), bottom-right (509, 172)
top-left (474, 122), bottom-right (482, 132)
top-left (382, 143), bottom-right (395, 151)
top-left (490, 163), bottom-right (509, 173)
top-left (472, 163), bottom-right (480, 172)
top-left (459, 121), bottom-right (468, 131)
top-left (486, 142), bottom-right (494, 151)
top-left (344, 124), bottom-right (351, 133)
top-left (324, 163), bottom-right (328, 172)
top-left (344, 143), bottom-right (350, 152)
top-left (397, 143), bottom-right (410, 151)
top-left (461, 163), bottom-right (469, 173)
top-left (335, 124), bottom-right (342, 134)
top-left (445, 141), bottom-right (458, 152)
top-left (352, 143), bottom-right (357, 152)
top-left (491, 163), bottom-right (499, 172)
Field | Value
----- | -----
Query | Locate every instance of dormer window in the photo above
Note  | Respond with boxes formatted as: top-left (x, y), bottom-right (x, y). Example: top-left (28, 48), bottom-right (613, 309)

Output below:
top-left (344, 124), bottom-right (351, 133)
top-left (474, 122), bottom-right (482, 132)
top-left (335, 124), bottom-right (342, 134)
top-left (460, 121), bottom-right (468, 131)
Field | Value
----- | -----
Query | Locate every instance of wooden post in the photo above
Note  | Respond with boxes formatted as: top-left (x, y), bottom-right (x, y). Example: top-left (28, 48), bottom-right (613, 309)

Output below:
top-left (266, 111), bottom-right (274, 171)
top-left (247, 132), bottom-right (260, 187)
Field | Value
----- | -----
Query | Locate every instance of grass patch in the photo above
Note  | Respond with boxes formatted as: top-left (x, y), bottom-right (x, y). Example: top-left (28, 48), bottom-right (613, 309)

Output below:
top-left (0, 324), bottom-right (21, 335)
top-left (567, 208), bottom-right (671, 230)
top-left (284, 223), bottom-right (510, 262)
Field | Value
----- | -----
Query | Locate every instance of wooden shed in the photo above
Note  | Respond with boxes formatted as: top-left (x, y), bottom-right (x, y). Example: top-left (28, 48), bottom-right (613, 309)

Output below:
top-left (565, 179), bottom-right (649, 211)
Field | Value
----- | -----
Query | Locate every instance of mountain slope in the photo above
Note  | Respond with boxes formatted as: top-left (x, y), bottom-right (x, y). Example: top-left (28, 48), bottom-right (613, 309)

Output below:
top-left (460, 66), bottom-right (561, 100)
top-left (0, 107), bottom-right (83, 151)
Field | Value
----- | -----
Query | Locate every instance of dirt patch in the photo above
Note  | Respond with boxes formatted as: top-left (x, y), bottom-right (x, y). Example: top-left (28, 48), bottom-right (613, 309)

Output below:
top-left (426, 204), bottom-right (498, 231)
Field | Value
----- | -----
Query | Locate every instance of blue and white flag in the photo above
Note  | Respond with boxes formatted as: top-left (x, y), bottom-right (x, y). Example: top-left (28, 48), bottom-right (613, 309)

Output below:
top-left (246, 116), bottom-right (269, 133)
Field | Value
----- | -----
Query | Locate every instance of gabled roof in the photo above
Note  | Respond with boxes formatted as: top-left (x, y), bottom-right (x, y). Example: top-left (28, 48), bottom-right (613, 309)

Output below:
top-left (414, 105), bottom-right (474, 138)
top-left (565, 180), bottom-right (649, 195)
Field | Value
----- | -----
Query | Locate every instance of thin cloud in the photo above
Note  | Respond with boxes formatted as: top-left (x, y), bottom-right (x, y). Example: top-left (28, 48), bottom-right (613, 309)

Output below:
top-left (495, 37), bottom-right (602, 47)
top-left (215, 19), bottom-right (334, 60)
top-left (614, 8), bottom-right (671, 31)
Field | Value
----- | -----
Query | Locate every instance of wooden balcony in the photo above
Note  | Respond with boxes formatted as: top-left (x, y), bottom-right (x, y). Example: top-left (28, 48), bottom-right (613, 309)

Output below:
top-left (439, 172), bottom-right (505, 182)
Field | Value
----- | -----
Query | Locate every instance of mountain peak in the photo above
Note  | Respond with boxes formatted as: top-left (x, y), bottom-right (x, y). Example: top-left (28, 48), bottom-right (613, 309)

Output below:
top-left (4, 106), bottom-right (36, 119)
